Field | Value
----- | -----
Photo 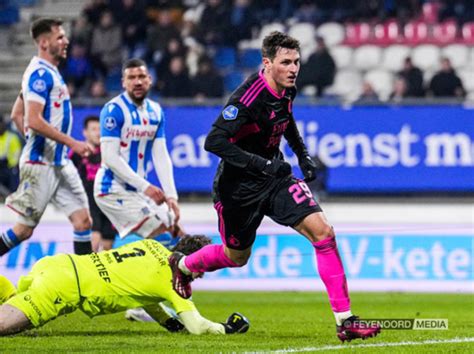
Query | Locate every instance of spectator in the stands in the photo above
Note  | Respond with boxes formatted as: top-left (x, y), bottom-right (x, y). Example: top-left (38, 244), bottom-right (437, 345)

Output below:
top-left (155, 37), bottom-right (188, 80)
top-left (63, 43), bottom-right (95, 97)
top-left (439, 0), bottom-right (474, 27)
top-left (355, 81), bottom-right (380, 103)
top-left (146, 8), bottom-right (181, 65)
top-left (90, 80), bottom-right (108, 98)
top-left (191, 56), bottom-right (224, 100)
top-left (83, 0), bottom-right (110, 26)
top-left (227, 0), bottom-right (257, 46)
top-left (428, 57), bottom-right (466, 98)
top-left (90, 10), bottom-right (123, 78)
top-left (398, 57), bottom-right (424, 97)
top-left (0, 117), bottom-right (21, 196)
top-left (158, 56), bottom-right (192, 97)
top-left (294, 0), bottom-right (319, 23)
top-left (389, 76), bottom-right (408, 103)
top-left (110, 0), bottom-right (147, 57)
top-left (70, 15), bottom-right (93, 50)
top-left (297, 36), bottom-right (336, 98)
top-left (195, 0), bottom-right (229, 46)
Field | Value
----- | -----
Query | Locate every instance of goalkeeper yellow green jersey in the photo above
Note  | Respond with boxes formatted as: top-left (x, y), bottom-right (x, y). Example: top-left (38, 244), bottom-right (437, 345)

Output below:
top-left (69, 239), bottom-right (195, 318)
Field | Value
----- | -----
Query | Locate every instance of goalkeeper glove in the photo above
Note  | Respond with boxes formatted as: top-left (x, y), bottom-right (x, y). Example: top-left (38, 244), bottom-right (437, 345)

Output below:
top-left (223, 312), bottom-right (250, 334)
top-left (299, 155), bottom-right (317, 182)
top-left (250, 155), bottom-right (292, 178)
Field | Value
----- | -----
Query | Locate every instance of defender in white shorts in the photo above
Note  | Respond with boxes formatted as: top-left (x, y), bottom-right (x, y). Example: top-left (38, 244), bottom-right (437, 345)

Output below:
top-left (94, 58), bottom-right (180, 240)
top-left (1, 18), bottom-right (93, 256)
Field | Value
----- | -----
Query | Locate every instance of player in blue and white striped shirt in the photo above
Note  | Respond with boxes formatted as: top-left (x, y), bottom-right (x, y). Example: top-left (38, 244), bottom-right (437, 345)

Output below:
top-left (2, 18), bottom-right (93, 256)
top-left (94, 58), bottom-right (180, 241)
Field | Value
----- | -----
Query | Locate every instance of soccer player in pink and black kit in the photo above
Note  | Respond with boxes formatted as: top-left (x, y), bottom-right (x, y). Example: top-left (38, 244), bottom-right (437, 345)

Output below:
top-left (169, 31), bottom-right (381, 342)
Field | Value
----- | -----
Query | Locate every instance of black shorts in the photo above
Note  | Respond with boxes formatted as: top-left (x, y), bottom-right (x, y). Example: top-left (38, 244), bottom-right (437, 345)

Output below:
top-left (215, 177), bottom-right (322, 250)
top-left (90, 203), bottom-right (116, 240)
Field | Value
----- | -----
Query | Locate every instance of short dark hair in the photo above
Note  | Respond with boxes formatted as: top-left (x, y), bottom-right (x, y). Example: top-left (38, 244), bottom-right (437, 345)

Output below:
top-left (31, 18), bottom-right (63, 40)
top-left (122, 58), bottom-right (147, 73)
top-left (261, 31), bottom-right (300, 60)
top-left (172, 235), bottom-right (212, 255)
top-left (83, 115), bottom-right (99, 129)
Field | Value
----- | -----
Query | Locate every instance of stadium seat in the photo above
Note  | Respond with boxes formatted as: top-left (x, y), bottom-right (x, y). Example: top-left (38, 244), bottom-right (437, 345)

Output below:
top-left (381, 45), bottom-right (411, 72)
top-left (329, 45), bottom-right (353, 69)
top-left (404, 20), bottom-right (429, 44)
top-left (317, 22), bottom-right (345, 47)
top-left (364, 69), bottom-right (394, 101)
top-left (258, 22), bottom-right (285, 41)
top-left (224, 70), bottom-right (244, 93)
top-left (421, 2), bottom-right (441, 24)
top-left (213, 46), bottom-right (236, 70)
top-left (411, 44), bottom-right (440, 71)
top-left (424, 69), bottom-right (435, 85)
top-left (325, 69), bottom-right (363, 101)
top-left (458, 69), bottom-right (474, 94)
top-left (238, 48), bottom-right (262, 70)
top-left (461, 22), bottom-right (474, 44)
top-left (353, 45), bottom-right (382, 71)
top-left (288, 22), bottom-right (316, 47)
top-left (441, 44), bottom-right (469, 69)
top-left (344, 22), bottom-right (371, 46)
top-left (373, 20), bottom-right (401, 45)
top-left (432, 20), bottom-right (458, 44)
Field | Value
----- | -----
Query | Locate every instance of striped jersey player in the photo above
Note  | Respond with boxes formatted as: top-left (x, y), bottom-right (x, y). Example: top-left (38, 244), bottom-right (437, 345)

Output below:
top-left (94, 58), bottom-right (180, 240)
top-left (2, 18), bottom-right (93, 257)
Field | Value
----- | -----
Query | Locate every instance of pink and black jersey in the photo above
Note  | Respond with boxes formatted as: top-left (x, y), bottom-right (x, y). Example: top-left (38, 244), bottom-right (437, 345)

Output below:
top-left (205, 70), bottom-right (308, 205)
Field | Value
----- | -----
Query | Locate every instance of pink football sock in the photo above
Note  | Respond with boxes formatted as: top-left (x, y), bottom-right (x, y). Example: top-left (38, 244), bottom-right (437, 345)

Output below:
top-left (184, 244), bottom-right (239, 273)
top-left (313, 236), bottom-right (351, 312)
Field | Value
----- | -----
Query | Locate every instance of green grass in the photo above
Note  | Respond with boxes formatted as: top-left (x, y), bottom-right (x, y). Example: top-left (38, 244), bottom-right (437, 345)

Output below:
top-left (1, 292), bottom-right (473, 353)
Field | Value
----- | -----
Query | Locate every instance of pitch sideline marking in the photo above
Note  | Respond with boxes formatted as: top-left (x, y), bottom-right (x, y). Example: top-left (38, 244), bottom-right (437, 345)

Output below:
top-left (269, 337), bottom-right (474, 353)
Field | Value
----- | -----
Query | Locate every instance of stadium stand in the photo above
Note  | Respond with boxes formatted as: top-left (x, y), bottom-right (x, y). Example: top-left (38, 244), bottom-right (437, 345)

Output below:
top-left (0, 0), bottom-right (473, 110)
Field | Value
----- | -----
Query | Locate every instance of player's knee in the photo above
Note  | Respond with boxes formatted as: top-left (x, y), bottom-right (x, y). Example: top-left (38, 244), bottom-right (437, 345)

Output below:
top-left (317, 225), bottom-right (335, 240)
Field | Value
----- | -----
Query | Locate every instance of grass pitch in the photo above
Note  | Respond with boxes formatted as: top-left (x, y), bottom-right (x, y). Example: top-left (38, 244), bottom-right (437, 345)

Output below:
top-left (1, 292), bottom-right (472, 353)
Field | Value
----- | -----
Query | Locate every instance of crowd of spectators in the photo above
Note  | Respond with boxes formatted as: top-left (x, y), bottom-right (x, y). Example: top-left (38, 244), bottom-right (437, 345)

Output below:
top-left (52, 0), bottom-right (472, 101)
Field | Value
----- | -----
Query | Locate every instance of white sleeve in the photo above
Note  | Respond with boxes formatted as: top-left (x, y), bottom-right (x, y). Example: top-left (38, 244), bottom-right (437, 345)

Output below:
top-left (152, 138), bottom-right (178, 200)
top-left (179, 310), bottom-right (226, 335)
top-left (101, 139), bottom-right (150, 192)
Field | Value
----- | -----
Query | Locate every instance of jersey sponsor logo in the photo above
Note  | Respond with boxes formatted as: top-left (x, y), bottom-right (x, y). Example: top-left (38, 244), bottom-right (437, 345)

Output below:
top-left (104, 116), bottom-right (117, 131)
top-left (222, 105), bottom-right (239, 120)
top-left (32, 79), bottom-right (47, 92)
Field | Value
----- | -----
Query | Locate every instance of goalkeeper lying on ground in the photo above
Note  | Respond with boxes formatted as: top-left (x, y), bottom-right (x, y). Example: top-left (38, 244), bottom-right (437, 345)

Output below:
top-left (0, 235), bottom-right (249, 335)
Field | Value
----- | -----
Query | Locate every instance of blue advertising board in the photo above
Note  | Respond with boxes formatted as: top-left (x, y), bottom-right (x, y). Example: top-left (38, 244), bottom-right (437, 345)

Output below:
top-left (73, 105), bottom-right (474, 193)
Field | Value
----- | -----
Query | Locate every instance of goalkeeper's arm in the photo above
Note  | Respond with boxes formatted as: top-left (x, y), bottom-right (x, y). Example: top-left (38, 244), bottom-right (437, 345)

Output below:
top-left (178, 310), bottom-right (249, 335)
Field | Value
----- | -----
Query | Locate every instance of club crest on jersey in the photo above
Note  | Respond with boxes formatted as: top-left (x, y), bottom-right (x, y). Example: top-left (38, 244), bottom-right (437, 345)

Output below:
top-left (222, 105), bottom-right (238, 120)
top-left (104, 116), bottom-right (117, 131)
top-left (32, 79), bottom-right (46, 92)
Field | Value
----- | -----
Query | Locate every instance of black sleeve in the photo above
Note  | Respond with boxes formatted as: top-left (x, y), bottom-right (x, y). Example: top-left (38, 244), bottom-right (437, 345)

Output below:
top-left (283, 116), bottom-right (309, 161)
top-left (204, 126), bottom-right (255, 169)
top-left (204, 105), bottom-right (266, 171)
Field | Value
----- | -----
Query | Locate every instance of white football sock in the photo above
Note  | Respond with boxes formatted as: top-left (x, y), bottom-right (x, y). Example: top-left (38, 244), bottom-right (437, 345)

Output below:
top-left (334, 310), bottom-right (353, 326)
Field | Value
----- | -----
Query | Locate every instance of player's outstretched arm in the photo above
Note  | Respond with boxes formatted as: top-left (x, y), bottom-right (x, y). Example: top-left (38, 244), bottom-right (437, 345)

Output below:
top-left (178, 309), bottom-right (249, 335)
